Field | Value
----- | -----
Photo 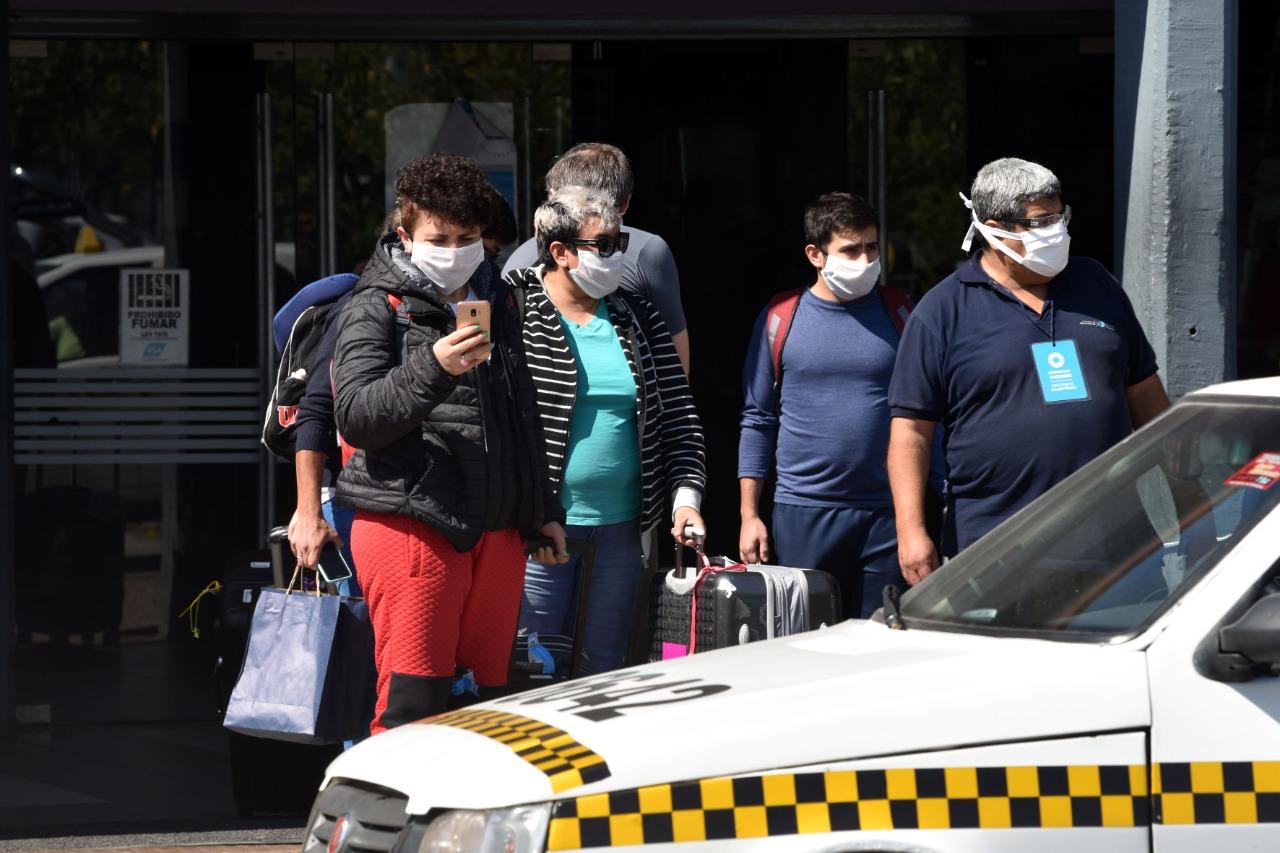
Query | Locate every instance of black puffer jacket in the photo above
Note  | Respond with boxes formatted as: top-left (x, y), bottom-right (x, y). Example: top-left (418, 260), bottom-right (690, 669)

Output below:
top-left (333, 235), bottom-right (563, 552)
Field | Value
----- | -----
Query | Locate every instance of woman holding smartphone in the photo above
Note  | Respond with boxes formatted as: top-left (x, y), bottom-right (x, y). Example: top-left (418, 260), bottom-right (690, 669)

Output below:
top-left (509, 186), bottom-right (707, 674)
top-left (333, 154), bottom-right (566, 733)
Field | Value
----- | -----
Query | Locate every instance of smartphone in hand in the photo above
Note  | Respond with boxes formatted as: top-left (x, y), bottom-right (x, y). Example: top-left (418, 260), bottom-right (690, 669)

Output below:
top-left (316, 542), bottom-right (354, 585)
top-left (456, 299), bottom-right (491, 338)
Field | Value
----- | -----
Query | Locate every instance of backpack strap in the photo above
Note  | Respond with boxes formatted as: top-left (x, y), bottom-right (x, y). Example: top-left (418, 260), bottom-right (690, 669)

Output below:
top-left (764, 285), bottom-right (912, 389)
top-left (387, 292), bottom-right (407, 318)
top-left (876, 283), bottom-right (913, 335)
top-left (387, 290), bottom-right (446, 336)
top-left (764, 288), bottom-right (804, 391)
top-left (386, 292), bottom-right (417, 364)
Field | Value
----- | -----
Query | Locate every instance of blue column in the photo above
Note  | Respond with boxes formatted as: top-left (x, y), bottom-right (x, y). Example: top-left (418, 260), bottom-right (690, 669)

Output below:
top-left (1115, 0), bottom-right (1239, 398)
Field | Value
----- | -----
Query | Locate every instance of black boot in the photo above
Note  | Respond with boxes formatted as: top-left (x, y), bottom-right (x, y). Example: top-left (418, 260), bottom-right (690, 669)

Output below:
top-left (379, 673), bottom-right (453, 729)
top-left (478, 685), bottom-right (508, 702)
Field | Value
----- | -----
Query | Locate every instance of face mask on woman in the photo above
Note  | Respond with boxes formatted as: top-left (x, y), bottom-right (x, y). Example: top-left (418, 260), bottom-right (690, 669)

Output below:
top-left (821, 254), bottom-right (881, 301)
top-left (409, 239), bottom-right (485, 294)
top-left (568, 248), bottom-right (625, 299)
top-left (960, 193), bottom-right (1071, 279)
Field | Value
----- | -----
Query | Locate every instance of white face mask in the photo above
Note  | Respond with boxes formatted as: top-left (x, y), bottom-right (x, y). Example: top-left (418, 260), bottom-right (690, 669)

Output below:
top-left (960, 193), bottom-right (1071, 279)
top-left (821, 254), bottom-right (881, 301)
top-left (409, 239), bottom-right (485, 294)
top-left (568, 248), bottom-right (625, 299)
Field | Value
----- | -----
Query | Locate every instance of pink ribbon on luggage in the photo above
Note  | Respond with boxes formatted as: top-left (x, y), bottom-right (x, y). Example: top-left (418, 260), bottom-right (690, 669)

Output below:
top-left (687, 552), bottom-right (747, 654)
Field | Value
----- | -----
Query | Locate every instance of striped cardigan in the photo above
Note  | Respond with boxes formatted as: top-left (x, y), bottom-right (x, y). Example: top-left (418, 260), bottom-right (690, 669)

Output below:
top-left (507, 268), bottom-right (706, 534)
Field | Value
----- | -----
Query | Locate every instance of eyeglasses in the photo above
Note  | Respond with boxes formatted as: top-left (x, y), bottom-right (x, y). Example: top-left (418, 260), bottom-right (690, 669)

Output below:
top-left (566, 233), bottom-right (630, 258)
top-left (1001, 205), bottom-right (1072, 230)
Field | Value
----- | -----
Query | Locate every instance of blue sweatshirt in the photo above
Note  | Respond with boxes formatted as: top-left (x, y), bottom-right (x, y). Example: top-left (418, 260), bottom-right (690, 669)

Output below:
top-left (739, 287), bottom-right (900, 509)
top-left (296, 291), bottom-right (354, 476)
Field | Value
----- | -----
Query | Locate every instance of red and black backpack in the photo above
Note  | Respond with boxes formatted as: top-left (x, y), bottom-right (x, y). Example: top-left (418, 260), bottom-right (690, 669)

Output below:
top-left (763, 284), bottom-right (913, 389)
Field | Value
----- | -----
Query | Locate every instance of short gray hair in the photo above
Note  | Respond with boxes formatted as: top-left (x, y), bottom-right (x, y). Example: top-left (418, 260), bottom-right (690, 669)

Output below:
top-left (545, 143), bottom-right (634, 209)
top-left (970, 157), bottom-right (1062, 225)
top-left (534, 186), bottom-right (621, 270)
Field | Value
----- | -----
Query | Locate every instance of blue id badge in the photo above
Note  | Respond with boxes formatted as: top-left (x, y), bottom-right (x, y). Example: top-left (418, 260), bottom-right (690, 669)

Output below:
top-left (1030, 339), bottom-right (1091, 404)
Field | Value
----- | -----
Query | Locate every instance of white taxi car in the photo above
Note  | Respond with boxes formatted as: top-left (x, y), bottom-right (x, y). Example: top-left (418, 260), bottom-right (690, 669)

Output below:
top-left (305, 377), bottom-right (1280, 853)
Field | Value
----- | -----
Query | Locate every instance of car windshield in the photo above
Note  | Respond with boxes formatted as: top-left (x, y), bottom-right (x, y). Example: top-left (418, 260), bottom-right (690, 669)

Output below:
top-left (899, 398), bottom-right (1280, 641)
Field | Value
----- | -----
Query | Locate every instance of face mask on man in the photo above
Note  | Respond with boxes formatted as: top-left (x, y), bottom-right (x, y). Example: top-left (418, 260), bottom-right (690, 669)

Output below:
top-left (409, 239), bottom-right (485, 294)
top-left (821, 254), bottom-right (881, 301)
top-left (568, 248), bottom-right (625, 299)
top-left (960, 193), bottom-right (1070, 279)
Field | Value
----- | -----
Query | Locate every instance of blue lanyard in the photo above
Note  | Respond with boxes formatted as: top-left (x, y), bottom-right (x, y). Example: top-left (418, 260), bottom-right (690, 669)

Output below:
top-left (979, 260), bottom-right (1058, 344)
top-left (996, 283), bottom-right (1057, 345)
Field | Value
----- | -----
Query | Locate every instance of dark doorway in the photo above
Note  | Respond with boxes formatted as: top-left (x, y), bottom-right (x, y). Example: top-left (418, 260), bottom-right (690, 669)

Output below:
top-left (573, 39), bottom-right (850, 555)
top-left (965, 35), bottom-right (1116, 266)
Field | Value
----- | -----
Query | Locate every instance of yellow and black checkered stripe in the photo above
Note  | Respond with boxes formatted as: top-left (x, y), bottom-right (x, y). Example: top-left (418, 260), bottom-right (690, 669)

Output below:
top-left (1155, 762), bottom-right (1280, 825)
top-left (425, 708), bottom-right (611, 793)
top-left (547, 764), bottom-right (1149, 849)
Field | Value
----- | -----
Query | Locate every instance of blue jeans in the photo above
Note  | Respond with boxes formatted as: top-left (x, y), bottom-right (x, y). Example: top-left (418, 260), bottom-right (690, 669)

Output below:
top-left (771, 503), bottom-right (903, 620)
top-left (323, 496), bottom-right (361, 598)
top-left (519, 519), bottom-right (644, 674)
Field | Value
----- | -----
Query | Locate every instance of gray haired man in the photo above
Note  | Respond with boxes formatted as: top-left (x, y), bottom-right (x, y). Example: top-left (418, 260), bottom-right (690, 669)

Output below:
top-left (887, 157), bottom-right (1173, 582)
top-left (503, 142), bottom-right (691, 375)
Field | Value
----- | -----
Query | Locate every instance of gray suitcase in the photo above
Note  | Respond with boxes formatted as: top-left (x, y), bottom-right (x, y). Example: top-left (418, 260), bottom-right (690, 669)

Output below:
top-left (649, 551), bottom-right (842, 660)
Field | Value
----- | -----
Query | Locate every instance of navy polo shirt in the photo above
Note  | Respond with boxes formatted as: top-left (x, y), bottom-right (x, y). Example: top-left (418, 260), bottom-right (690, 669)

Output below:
top-left (888, 253), bottom-right (1158, 552)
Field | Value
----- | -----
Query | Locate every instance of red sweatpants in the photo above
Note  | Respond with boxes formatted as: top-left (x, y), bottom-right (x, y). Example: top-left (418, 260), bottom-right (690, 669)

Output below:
top-left (350, 511), bottom-right (525, 733)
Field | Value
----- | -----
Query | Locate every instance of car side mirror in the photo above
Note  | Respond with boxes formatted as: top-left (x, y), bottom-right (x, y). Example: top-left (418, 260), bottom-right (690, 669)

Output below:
top-left (1218, 593), bottom-right (1280, 673)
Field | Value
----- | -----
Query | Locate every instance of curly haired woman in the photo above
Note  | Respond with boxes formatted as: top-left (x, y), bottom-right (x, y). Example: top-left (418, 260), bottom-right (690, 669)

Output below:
top-left (333, 154), bottom-right (566, 732)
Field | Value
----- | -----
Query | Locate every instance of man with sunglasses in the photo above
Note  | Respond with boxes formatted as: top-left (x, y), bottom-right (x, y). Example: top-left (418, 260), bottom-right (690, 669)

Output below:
top-left (888, 157), bottom-right (1172, 584)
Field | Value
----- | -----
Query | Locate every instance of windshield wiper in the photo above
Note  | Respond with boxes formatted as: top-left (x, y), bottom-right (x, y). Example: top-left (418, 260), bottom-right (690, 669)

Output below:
top-left (883, 586), bottom-right (906, 630)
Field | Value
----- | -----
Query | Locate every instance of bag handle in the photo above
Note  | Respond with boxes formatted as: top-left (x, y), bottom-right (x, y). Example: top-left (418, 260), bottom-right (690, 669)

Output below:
top-left (285, 562), bottom-right (322, 597)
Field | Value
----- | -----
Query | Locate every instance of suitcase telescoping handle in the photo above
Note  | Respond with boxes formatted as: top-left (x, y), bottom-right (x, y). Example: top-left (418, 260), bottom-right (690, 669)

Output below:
top-left (524, 538), bottom-right (597, 679)
top-left (267, 526), bottom-right (290, 589)
top-left (673, 524), bottom-right (707, 579)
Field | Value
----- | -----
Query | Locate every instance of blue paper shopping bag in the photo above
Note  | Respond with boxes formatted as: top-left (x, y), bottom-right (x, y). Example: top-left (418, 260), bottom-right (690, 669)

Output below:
top-left (224, 585), bottom-right (347, 744)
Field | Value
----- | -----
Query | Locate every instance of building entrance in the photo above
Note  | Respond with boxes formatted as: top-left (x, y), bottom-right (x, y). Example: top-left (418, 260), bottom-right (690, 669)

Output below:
top-left (5, 27), bottom-right (1121, 831)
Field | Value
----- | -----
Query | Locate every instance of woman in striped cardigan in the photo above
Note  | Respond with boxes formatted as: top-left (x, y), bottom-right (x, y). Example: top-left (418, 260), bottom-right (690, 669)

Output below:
top-left (508, 186), bottom-right (707, 673)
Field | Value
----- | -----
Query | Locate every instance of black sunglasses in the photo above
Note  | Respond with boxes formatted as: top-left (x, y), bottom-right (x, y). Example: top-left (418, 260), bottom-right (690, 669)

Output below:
top-left (566, 233), bottom-right (630, 258)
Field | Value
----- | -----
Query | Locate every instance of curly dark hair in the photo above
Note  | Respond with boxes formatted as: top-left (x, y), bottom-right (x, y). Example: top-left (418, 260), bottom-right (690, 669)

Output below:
top-left (395, 153), bottom-right (494, 232)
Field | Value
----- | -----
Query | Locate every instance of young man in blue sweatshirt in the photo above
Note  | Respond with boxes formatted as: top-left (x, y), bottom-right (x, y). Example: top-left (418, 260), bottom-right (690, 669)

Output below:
top-left (738, 193), bottom-right (912, 618)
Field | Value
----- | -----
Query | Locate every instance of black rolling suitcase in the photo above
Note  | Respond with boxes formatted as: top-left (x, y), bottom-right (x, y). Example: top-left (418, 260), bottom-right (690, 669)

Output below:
top-left (650, 550), bottom-right (842, 661)
top-left (215, 533), bottom-right (343, 817)
top-left (509, 539), bottom-right (596, 690)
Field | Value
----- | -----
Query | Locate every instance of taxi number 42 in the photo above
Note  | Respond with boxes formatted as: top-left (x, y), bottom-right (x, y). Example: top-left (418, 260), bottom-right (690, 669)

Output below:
top-left (497, 671), bottom-right (730, 722)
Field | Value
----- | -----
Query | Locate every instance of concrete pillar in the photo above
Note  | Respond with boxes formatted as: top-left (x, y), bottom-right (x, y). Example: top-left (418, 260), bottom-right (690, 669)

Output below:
top-left (1115, 0), bottom-right (1238, 398)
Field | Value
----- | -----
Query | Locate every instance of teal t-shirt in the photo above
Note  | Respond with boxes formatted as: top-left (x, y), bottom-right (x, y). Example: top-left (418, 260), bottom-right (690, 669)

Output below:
top-left (560, 302), bottom-right (641, 525)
